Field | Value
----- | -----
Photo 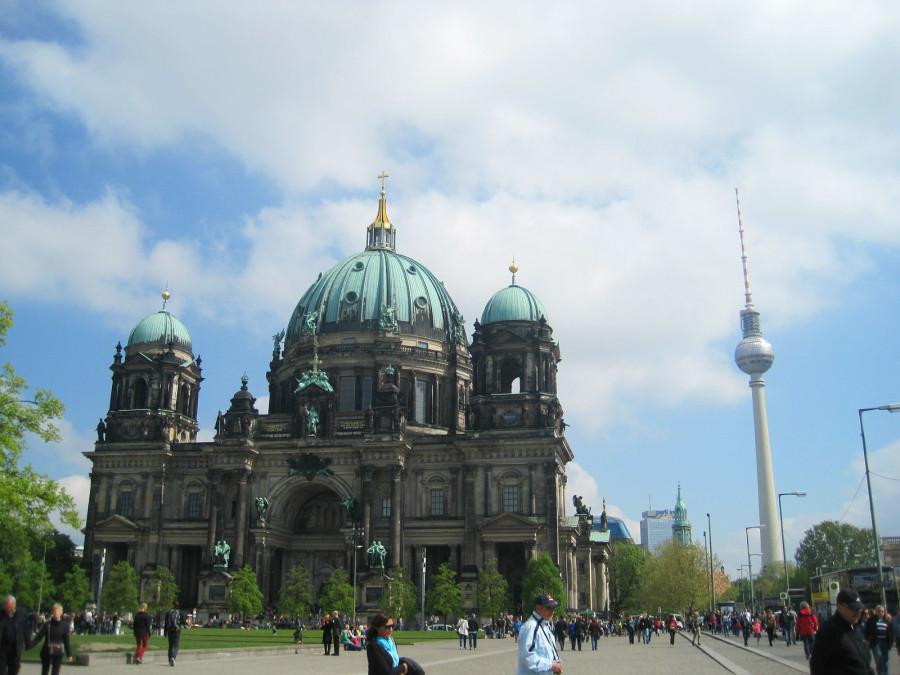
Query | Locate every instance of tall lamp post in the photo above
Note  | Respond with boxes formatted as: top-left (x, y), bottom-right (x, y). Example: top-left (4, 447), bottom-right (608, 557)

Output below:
top-left (777, 491), bottom-right (806, 605)
top-left (858, 404), bottom-right (899, 610)
top-left (702, 531), bottom-right (709, 611)
top-left (707, 513), bottom-right (716, 612)
top-left (746, 525), bottom-right (763, 612)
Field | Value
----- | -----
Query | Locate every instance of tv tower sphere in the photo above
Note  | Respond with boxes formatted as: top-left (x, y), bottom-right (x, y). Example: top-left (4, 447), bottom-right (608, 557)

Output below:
top-left (735, 324), bottom-right (774, 375)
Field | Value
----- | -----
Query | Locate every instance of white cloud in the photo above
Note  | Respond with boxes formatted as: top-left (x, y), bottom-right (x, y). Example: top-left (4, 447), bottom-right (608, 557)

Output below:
top-left (564, 462), bottom-right (641, 543)
top-left (54, 474), bottom-right (91, 545)
top-left (2, 4), bottom-right (900, 437)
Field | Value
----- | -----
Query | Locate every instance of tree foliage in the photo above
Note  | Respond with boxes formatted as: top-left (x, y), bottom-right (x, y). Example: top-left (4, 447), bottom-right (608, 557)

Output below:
top-left (101, 560), bottom-right (139, 615)
top-left (57, 565), bottom-right (92, 614)
top-left (639, 540), bottom-right (707, 614)
top-left (521, 553), bottom-right (565, 618)
top-left (607, 541), bottom-right (648, 614)
top-left (477, 558), bottom-right (510, 621)
top-left (429, 562), bottom-right (462, 621)
top-left (14, 555), bottom-right (54, 611)
top-left (384, 566), bottom-right (417, 621)
top-left (226, 565), bottom-right (263, 618)
top-left (794, 521), bottom-right (876, 577)
top-left (280, 564), bottom-right (314, 619)
top-left (0, 302), bottom-right (79, 583)
top-left (144, 566), bottom-right (179, 615)
top-left (319, 567), bottom-right (354, 617)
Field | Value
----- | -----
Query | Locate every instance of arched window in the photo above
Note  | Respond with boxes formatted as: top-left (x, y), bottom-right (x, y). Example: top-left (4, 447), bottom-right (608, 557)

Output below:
top-left (178, 384), bottom-right (191, 415)
top-left (131, 379), bottom-right (148, 409)
top-left (500, 358), bottom-right (523, 393)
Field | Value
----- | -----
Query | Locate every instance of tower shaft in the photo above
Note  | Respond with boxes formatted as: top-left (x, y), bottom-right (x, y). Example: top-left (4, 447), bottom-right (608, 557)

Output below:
top-left (749, 374), bottom-right (782, 566)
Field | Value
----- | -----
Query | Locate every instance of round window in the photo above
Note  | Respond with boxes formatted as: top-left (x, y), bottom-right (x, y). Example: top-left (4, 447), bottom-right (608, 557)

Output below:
top-left (414, 296), bottom-right (428, 309)
top-left (345, 291), bottom-right (359, 303)
top-left (353, 261), bottom-right (365, 271)
top-left (407, 265), bottom-right (417, 274)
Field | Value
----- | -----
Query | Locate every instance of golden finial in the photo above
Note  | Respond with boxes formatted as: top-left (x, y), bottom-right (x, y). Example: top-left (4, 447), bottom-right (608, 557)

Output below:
top-left (509, 258), bottom-right (518, 285)
top-left (378, 170), bottom-right (389, 194)
top-left (369, 170), bottom-right (392, 234)
top-left (161, 285), bottom-right (171, 309)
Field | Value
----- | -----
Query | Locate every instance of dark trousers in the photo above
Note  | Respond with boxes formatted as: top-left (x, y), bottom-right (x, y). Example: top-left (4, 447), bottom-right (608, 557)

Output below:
top-left (324, 639), bottom-right (331, 655)
top-left (167, 631), bottom-right (180, 662)
top-left (40, 652), bottom-right (63, 675)
top-left (468, 633), bottom-right (476, 649)
top-left (332, 636), bottom-right (340, 655)
top-left (669, 630), bottom-right (676, 645)
top-left (0, 644), bottom-right (21, 675)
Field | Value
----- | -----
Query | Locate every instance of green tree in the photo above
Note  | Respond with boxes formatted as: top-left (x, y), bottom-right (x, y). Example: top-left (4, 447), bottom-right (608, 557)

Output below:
top-left (101, 560), bottom-right (139, 615)
top-left (0, 302), bottom-right (78, 583)
top-left (521, 553), bottom-right (565, 618)
top-left (384, 566), bottom-right (417, 622)
top-left (639, 540), bottom-right (706, 614)
top-left (476, 558), bottom-right (509, 622)
top-left (795, 521), bottom-right (876, 578)
top-left (226, 565), bottom-right (263, 619)
top-left (279, 564), bottom-right (314, 619)
top-left (429, 562), bottom-right (462, 622)
top-left (144, 566), bottom-right (179, 615)
top-left (607, 541), bottom-right (648, 614)
top-left (57, 565), bottom-right (92, 614)
top-left (14, 554), bottom-right (54, 611)
top-left (319, 567), bottom-right (354, 617)
top-left (33, 531), bottom-right (77, 588)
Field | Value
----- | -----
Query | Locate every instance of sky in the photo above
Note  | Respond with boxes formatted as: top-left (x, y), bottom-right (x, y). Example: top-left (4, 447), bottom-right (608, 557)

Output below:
top-left (1, 1), bottom-right (899, 583)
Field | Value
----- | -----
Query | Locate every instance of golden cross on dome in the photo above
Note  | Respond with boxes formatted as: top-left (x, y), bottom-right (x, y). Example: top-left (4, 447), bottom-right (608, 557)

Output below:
top-left (378, 170), bottom-right (389, 193)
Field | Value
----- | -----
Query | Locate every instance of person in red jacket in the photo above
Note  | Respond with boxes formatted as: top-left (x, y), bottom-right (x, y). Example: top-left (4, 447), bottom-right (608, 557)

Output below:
top-left (796, 601), bottom-right (820, 660)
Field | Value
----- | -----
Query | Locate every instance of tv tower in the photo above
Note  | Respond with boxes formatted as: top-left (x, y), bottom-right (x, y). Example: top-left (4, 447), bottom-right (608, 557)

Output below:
top-left (733, 189), bottom-right (782, 567)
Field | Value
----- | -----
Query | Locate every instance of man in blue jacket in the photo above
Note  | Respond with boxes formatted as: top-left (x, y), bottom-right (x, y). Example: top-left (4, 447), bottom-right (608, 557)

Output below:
top-left (517, 595), bottom-right (563, 675)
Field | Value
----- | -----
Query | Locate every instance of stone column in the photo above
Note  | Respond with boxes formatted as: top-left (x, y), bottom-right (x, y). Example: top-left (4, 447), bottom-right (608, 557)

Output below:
top-left (569, 545), bottom-right (578, 609)
top-left (390, 466), bottom-right (402, 568)
top-left (234, 473), bottom-right (249, 568)
top-left (363, 466), bottom-right (374, 546)
top-left (585, 551), bottom-right (594, 612)
top-left (463, 465), bottom-right (477, 567)
top-left (485, 468), bottom-right (494, 516)
top-left (597, 555), bottom-right (608, 612)
top-left (142, 473), bottom-right (155, 520)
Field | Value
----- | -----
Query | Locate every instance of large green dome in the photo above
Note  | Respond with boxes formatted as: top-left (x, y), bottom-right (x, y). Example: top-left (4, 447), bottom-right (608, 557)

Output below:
top-left (127, 310), bottom-right (192, 352)
top-left (285, 248), bottom-right (466, 347)
top-left (481, 283), bottom-right (548, 325)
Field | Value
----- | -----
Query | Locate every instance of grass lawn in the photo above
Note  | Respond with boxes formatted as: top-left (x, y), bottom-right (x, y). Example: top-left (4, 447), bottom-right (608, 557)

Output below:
top-left (23, 627), bottom-right (456, 660)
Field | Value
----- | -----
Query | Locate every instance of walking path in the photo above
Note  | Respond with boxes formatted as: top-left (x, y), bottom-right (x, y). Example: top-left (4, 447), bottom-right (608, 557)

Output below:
top-left (20, 633), bottom-right (802, 675)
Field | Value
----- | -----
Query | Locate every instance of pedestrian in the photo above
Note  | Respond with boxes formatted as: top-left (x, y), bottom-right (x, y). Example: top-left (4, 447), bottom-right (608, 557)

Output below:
top-left (164, 601), bottom-right (182, 667)
top-left (753, 617), bottom-right (763, 646)
top-left (765, 610), bottom-right (776, 647)
top-left (893, 609), bottom-right (900, 660)
top-left (0, 595), bottom-right (35, 675)
top-left (567, 618), bottom-right (577, 651)
top-left (588, 617), bottom-right (601, 651)
top-left (329, 610), bottom-right (342, 656)
top-left (781, 606), bottom-right (796, 646)
top-left (132, 602), bottom-right (151, 665)
top-left (667, 615), bottom-right (678, 646)
top-left (796, 601), bottom-right (820, 661)
top-left (293, 618), bottom-right (303, 654)
top-left (690, 612), bottom-right (701, 645)
top-left (810, 588), bottom-right (875, 675)
top-left (517, 594), bottom-right (563, 675)
top-left (553, 617), bottom-right (566, 651)
top-left (625, 617), bottom-right (635, 644)
top-left (865, 605), bottom-right (894, 675)
top-left (32, 603), bottom-right (72, 675)
top-left (456, 614), bottom-right (468, 650)
top-left (468, 615), bottom-right (479, 650)
top-left (365, 614), bottom-right (408, 675)
top-left (741, 613), bottom-right (752, 646)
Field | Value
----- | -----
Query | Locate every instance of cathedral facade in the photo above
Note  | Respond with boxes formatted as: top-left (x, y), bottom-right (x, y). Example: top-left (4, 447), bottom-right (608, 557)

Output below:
top-left (83, 184), bottom-right (610, 618)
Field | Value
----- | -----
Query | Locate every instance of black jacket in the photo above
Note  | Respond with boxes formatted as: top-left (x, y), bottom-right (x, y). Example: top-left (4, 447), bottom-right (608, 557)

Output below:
top-left (810, 612), bottom-right (875, 675)
top-left (366, 638), bottom-right (404, 675)
top-left (864, 615), bottom-right (895, 649)
top-left (133, 611), bottom-right (151, 638)
top-left (34, 618), bottom-right (72, 659)
top-left (0, 610), bottom-right (34, 657)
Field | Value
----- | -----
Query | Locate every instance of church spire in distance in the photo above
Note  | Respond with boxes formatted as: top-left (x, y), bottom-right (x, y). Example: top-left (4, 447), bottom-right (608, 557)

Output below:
top-left (366, 170), bottom-right (396, 251)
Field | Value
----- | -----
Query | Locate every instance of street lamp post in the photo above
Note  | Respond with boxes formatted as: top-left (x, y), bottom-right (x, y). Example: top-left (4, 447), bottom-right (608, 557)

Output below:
top-left (346, 526), bottom-right (364, 624)
top-left (707, 513), bottom-right (716, 612)
top-left (777, 491), bottom-right (806, 606)
top-left (702, 531), bottom-right (709, 611)
top-left (858, 404), bottom-right (899, 610)
top-left (746, 525), bottom-right (763, 613)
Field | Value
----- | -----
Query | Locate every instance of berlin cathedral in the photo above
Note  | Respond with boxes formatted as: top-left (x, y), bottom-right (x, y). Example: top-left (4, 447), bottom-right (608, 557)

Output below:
top-left (83, 180), bottom-right (611, 619)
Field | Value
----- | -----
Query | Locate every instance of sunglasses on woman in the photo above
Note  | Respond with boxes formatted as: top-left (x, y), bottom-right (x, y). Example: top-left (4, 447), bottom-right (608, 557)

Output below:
top-left (385, 624), bottom-right (395, 629)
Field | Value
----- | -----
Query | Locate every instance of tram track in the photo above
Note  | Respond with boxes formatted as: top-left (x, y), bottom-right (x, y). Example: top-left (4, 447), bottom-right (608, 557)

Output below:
top-left (681, 631), bottom-right (807, 675)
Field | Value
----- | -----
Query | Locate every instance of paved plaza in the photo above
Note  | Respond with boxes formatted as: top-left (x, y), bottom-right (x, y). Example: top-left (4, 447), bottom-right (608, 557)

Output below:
top-left (17, 633), bottom-right (832, 675)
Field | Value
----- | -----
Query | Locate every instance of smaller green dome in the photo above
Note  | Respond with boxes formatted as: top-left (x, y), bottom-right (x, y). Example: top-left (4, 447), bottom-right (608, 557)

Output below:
top-left (127, 310), bottom-right (192, 352)
top-left (481, 284), bottom-right (548, 325)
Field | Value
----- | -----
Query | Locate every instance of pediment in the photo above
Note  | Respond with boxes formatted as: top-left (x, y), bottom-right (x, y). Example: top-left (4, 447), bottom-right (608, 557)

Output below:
top-left (94, 514), bottom-right (142, 532)
top-left (479, 512), bottom-right (541, 532)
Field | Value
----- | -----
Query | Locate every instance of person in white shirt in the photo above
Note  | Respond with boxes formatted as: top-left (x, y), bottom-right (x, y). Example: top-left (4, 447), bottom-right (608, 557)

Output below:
top-left (456, 615), bottom-right (469, 649)
top-left (517, 595), bottom-right (563, 675)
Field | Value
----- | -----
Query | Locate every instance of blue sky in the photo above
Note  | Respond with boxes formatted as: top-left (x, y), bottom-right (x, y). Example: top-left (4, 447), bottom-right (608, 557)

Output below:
top-left (2, 2), bottom-right (899, 579)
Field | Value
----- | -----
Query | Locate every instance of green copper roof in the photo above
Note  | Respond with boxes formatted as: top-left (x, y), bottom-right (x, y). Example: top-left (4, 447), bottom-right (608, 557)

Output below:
top-left (127, 310), bottom-right (192, 351)
top-left (481, 284), bottom-right (548, 325)
top-left (285, 249), bottom-right (467, 347)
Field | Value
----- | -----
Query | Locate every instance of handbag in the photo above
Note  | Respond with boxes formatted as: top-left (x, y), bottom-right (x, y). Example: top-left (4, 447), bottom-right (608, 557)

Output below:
top-left (48, 641), bottom-right (65, 656)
